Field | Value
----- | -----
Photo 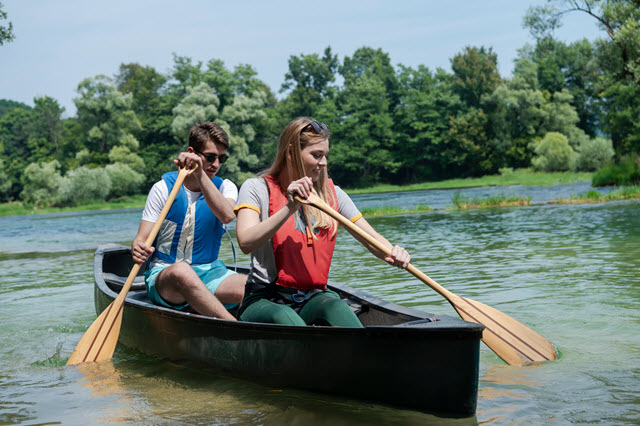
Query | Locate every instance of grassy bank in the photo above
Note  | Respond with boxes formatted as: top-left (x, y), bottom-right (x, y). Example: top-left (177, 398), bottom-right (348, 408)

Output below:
top-left (0, 195), bottom-right (147, 217)
top-left (345, 169), bottom-right (592, 195)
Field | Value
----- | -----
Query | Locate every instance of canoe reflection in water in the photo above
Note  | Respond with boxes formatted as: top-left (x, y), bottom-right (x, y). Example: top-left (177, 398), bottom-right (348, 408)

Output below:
top-left (91, 243), bottom-right (484, 417)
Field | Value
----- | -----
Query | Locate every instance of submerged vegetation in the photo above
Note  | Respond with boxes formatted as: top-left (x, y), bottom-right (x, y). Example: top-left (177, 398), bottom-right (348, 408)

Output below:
top-left (359, 205), bottom-right (434, 218)
top-left (450, 192), bottom-right (532, 210)
top-left (550, 186), bottom-right (640, 204)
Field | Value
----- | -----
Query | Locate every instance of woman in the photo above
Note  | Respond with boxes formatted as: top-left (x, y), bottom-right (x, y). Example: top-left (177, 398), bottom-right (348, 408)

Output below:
top-left (234, 117), bottom-right (410, 326)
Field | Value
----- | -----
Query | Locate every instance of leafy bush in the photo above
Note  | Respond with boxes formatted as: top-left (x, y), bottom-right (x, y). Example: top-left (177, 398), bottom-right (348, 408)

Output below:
top-left (20, 160), bottom-right (63, 207)
top-left (0, 159), bottom-right (13, 202)
top-left (59, 166), bottom-right (111, 205)
top-left (108, 145), bottom-right (145, 173)
top-left (531, 132), bottom-right (576, 172)
top-left (105, 163), bottom-right (145, 197)
top-left (575, 137), bottom-right (615, 171)
top-left (592, 154), bottom-right (640, 186)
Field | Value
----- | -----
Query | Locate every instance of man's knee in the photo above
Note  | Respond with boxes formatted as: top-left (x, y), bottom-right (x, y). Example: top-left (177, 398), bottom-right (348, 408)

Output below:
top-left (160, 262), bottom-right (197, 291)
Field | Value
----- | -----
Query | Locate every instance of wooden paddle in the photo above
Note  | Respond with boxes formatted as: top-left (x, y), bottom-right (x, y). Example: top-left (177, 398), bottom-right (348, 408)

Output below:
top-left (297, 193), bottom-right (558, 366)
top-left (67, 165), bottom-right (196, 365)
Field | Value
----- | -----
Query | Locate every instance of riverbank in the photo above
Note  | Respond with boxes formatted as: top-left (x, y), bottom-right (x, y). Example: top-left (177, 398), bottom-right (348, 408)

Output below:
top-left (345, 169), bottom-right (593, 194)
top-left (0, 169), bottom-right (593, 217)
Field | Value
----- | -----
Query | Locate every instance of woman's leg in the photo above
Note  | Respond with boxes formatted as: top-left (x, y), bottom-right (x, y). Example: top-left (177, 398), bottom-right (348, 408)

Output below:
top-left (239, 297), bottom-right (306, 326)
top-left (298, 291), bottom-right (363, 327)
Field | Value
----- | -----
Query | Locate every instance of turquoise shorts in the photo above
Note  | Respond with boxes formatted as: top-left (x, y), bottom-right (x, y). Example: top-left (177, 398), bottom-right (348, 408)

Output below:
top-left (144, 259), bottom-right (237, 310)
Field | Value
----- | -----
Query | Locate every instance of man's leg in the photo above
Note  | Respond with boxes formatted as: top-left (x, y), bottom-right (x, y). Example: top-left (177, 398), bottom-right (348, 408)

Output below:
top-left (212, 273), bottom-right (246, 305)
top-left (155, 261), bottom-right (237, 321)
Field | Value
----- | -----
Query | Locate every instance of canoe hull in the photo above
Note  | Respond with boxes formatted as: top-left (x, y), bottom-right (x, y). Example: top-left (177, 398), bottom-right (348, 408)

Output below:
top-left (94, 244), bottom-right (483, 416)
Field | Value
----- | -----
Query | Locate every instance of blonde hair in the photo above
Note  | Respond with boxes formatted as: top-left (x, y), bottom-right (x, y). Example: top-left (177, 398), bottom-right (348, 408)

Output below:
top-left (260, 117), bottom-right (337, 235)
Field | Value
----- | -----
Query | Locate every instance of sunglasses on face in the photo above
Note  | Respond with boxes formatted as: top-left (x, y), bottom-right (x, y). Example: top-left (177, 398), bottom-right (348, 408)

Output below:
top-left (193, 148), bottom-right (229, 164)
top-left (302, 121), bottom-right (329, 134)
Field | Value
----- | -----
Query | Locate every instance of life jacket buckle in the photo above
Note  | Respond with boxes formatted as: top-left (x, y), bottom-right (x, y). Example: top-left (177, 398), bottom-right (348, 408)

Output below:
top-left (291, 292), bottom-right (306, 303)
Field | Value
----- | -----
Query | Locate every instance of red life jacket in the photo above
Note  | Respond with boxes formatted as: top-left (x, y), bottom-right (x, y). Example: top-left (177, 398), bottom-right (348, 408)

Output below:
top-left (266, 175), bottom-right (338, 290)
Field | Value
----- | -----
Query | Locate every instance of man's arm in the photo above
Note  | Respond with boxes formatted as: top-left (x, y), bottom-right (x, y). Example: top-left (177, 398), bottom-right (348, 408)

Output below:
top-left (131, 220), bottom-right (155, 264)
top-left (196, 174), bottom-right (236, 224)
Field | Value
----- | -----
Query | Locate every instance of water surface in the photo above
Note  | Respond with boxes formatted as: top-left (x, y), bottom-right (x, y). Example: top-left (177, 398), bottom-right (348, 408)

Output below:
top-left (1, 182), bottom-right (638, 424)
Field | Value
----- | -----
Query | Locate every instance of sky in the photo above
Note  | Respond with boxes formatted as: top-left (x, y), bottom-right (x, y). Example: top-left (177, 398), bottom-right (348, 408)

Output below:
top-left (1, 1), bottom-right (604, 117)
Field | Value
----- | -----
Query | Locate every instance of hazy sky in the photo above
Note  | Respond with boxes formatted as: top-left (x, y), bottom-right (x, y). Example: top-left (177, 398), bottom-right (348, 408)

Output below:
top-left (1, 1), bottom-right (603, 116)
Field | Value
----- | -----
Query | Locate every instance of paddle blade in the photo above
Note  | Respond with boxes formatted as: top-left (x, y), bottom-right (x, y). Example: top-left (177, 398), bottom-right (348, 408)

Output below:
top-left (449, 294), bottom-right (557, 366)
top-left (66, 300), bottom-right (124, 365)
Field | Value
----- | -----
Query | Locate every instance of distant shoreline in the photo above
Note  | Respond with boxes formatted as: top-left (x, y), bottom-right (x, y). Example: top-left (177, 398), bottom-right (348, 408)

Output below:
top-left (0, 169), bottom-right (596, 217)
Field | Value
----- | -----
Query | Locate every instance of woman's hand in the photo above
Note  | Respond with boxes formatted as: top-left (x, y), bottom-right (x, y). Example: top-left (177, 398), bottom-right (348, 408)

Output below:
top-left (286, 176), bottom-right (314, 205)
top-left (385, 245), bottom-right (411, 269)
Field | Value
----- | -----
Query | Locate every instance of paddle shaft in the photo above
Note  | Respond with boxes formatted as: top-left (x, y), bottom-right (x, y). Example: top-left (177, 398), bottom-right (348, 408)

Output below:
top-left (296, 195), bottom-right (453, 299)
top-left (297, 193), bottom-right (557, 366)
top-left (66, 166), bottom-right (194, 365)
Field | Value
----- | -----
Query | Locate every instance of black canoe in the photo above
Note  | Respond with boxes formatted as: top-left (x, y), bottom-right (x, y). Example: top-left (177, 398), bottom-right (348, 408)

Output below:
top-left (93, 243), bottom-right (484, 416)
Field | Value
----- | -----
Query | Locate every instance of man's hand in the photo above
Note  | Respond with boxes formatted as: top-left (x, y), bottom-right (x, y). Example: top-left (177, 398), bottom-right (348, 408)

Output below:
top-left (132, 238), bottom-right (154, 264)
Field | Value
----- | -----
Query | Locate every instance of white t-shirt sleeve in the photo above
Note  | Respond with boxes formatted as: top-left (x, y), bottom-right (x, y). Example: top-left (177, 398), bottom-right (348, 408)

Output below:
top-left (220, 179), bottom-right (238, 202)
top-left (141, 181), bottom-right (169, 223)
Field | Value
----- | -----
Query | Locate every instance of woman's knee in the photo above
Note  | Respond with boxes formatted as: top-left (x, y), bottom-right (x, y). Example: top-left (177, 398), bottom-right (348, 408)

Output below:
top-left (241, 300), bottom-right (305, 326)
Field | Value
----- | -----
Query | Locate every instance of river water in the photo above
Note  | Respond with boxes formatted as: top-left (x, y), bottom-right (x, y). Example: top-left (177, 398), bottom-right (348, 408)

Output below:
top-left (1, 181), bottom-right (639, 424)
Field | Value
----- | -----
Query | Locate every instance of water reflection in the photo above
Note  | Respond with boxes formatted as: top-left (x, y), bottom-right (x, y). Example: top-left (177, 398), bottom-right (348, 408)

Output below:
top-left (1, 188), bottom-right (639, 424)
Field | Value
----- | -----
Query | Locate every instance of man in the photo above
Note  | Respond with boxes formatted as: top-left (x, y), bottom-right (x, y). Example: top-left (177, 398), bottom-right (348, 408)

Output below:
top-left (132, 121), bottom-right (245, 321)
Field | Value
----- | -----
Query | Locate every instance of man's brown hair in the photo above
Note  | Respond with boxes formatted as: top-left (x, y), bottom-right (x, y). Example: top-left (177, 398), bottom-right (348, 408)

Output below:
top-left (188, 122), bottom-right (229, 151)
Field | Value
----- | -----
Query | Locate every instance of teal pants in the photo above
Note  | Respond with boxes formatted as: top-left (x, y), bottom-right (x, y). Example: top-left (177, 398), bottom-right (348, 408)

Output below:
top-left (239, 289), bottom-right (363, 327)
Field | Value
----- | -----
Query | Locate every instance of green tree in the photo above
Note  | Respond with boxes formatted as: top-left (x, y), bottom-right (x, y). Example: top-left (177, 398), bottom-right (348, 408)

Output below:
top-left (74, 75), bottom-right (141, 157)
top-left (280, 47), bottom-right (339, 118)
top-left (219, 92), bottom-right (265, 183)
top-left (482, 63), bottom-right (587, 169)
top-left (0, 99), bottom-right (29, 117)
top-left (170, 82), bottom-right (221, 141)
top-left (31, 96), bottom-right (65, 157)
top-left (516, 38), bottom-right (601, 136)
top-left (0, 158), bottom-right (12, 201)
top-left (325, 47), bottom-right (401, 186)
top-left (332, 74), bottom-right (397, 186)
top-left (393, 65), bottom-right (465, 182)
top-left (0, 2), bottom-right (15, 45)
top-left (0, 107), bottom-right (34, 198)
top-left (168, 54), bottom-right (204, 99)
top-left (451, 46), bottom-right (502, 108)
top-left (115, 62), bottom-right (181, 187)
top-left (525, 0), bottom-right (640, 82)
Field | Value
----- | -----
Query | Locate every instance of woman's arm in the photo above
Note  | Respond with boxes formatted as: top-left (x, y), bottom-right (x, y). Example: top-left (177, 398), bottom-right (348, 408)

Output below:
top-left (235, 177), bottom-right (313, 254)
top-left (344, 217), bottom-right (411, 269)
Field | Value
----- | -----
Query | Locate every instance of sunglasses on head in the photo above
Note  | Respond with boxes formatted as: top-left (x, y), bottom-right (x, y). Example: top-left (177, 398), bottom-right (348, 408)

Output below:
top-left (302, 121), bottom-right (329, 134)
top-left (193, 147), bottom-right (229, 164)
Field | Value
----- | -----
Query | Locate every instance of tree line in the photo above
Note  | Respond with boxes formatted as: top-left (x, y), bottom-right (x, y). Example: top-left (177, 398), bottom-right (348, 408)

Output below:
top-left (1, 0), bottom-right (639, 207)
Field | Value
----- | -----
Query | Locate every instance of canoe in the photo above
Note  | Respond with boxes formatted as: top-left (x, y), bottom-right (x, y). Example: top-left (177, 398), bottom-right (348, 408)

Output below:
top-left (93, 243), bottom-right (484, 416)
